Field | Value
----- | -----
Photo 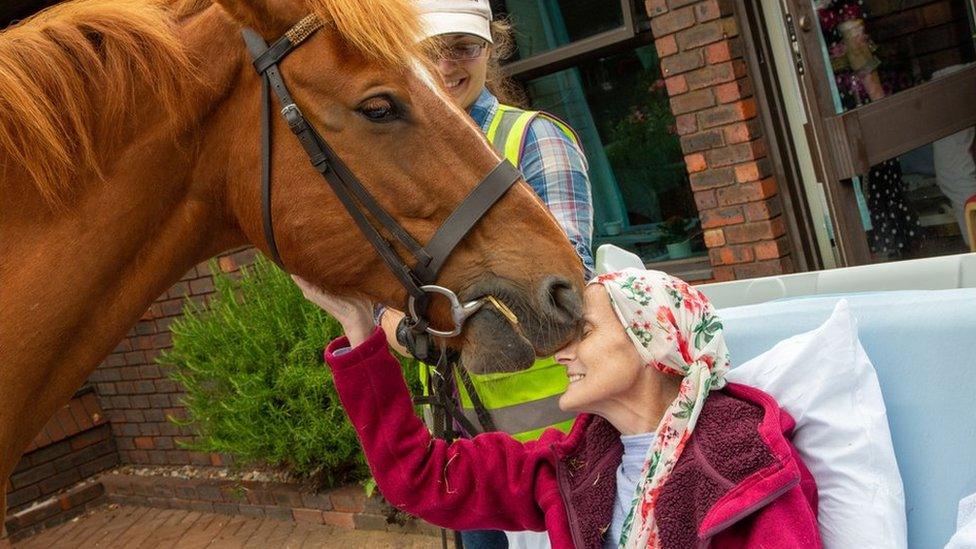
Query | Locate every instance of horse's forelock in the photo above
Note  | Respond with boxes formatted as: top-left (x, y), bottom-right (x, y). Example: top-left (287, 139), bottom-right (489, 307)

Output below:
top-left (169, 0), bottom-right (214, 19)
top-left (305, 0), bottom-right (424, 71)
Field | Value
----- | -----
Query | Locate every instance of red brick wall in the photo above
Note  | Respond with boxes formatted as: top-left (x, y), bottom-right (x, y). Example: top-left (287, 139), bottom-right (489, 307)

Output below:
top-left (646, 0), bottom-right (793, 280)
top-left (869, 0), bottom-right (974, 77)
top-left (85, 248), bottom-right (256, 468)
top-left (5, 391), bottom-right (116, 524)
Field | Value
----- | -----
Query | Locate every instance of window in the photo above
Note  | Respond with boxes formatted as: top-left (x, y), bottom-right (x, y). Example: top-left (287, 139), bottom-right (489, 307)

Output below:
top-left (501, 0), bottom-right (627, 59)
top-left (495, 0), bottom-right (708, 270)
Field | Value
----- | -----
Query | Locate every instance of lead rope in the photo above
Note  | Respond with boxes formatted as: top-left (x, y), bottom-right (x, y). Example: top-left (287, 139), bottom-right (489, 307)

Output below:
top-left (428, 346), bottom-right (466, 549)
top-left (456, 367), bottom-right (497, 433)
top-left (408, 344), bottom-right (499, 549)
top-left (401, 322), bottom-right (494, 438)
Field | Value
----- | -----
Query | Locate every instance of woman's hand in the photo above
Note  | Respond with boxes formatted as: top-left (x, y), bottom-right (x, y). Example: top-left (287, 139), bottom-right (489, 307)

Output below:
top-left (291, 275), bottom-right (374, 347)
top-left (377, 307), bottom-right (410, 356)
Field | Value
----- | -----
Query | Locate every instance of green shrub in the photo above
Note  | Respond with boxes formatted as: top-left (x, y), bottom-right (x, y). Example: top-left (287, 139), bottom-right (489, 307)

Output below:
top-left (160, 256), bottom-right (418, 489)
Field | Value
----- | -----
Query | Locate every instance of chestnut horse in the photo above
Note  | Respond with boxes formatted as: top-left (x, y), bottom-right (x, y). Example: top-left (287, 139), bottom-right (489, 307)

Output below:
top-left (0, 0), bottom-right (584, 527)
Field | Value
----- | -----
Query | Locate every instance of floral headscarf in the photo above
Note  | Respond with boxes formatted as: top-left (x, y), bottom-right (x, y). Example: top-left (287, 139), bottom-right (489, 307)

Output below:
top-left (590, 268), bottom-right (731, 548)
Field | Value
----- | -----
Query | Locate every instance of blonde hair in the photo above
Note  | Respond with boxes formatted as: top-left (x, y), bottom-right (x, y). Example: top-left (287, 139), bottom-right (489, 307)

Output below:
top-left (485, 19), bottom-right (527, 108)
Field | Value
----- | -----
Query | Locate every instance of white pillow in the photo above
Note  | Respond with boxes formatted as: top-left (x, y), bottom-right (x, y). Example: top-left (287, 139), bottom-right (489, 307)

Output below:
top-left (725, 300), bottom-right (907, 549)
top-left (946, 493), bottom-right (976, 549)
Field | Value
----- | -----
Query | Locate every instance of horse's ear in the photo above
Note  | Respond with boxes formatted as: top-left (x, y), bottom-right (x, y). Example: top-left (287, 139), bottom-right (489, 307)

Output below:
top-left (213, 0), bottom-right (305, 40)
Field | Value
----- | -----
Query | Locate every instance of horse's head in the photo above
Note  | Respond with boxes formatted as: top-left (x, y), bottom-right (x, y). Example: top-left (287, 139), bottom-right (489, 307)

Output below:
top-left (204, 0), bottom-right (584, 372)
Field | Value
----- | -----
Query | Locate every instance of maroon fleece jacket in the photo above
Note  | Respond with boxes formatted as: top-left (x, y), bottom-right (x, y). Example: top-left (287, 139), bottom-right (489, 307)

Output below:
top-left (326, 328), bottom-right (822, 548)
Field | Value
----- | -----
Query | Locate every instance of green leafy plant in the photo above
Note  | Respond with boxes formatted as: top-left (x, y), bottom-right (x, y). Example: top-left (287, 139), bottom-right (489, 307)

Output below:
top-left (160, 256), bottom-right (420, 490)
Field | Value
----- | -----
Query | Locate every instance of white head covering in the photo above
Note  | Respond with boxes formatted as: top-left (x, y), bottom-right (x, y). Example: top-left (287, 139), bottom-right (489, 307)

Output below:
top-left (414, 0), bottom-right (494, 44)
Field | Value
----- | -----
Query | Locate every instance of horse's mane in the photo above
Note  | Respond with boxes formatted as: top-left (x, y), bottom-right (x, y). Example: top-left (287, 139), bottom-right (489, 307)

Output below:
top-left (167, 0), bottom-right (424, 67)
top-left (1, 0), bottom-right (423, 207)
top-left (0, 0), bottom-right (195, 207)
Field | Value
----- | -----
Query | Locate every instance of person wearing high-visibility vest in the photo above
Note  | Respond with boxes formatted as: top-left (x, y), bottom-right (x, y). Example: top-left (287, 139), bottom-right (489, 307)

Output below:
top-left (375, 1), bottom-right (593, 547)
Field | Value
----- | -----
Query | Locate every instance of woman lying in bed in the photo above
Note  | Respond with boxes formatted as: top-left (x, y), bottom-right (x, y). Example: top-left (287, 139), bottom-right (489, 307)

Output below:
top-left (294, 268), bottom-right (821, 548)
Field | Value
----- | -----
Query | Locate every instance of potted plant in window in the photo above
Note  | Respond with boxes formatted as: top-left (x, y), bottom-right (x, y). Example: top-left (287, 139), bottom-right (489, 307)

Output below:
top-left (661, 216), bottom-right (692, 259)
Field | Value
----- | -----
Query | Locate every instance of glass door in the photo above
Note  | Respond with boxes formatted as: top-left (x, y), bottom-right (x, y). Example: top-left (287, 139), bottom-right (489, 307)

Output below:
top-left (780, 0), bottom-right (976, 265)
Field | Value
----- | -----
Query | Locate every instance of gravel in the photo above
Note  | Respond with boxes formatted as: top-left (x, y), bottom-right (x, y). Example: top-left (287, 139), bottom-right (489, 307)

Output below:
top-left (108, 464), bottom-right (296, 483)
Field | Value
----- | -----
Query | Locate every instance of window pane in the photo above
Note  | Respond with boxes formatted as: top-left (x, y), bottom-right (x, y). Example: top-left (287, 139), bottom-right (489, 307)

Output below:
top-left (811, 0), bottom-right (975, 114)
top-left (845, 131), bottom-right (974, 261)
top-left (492, 0), bottom-right (625, 60)
top-left (520, 44), bottom-right (705, 264)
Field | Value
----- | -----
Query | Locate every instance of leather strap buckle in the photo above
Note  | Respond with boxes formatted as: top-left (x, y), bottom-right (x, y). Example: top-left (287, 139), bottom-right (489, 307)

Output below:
top-left (281, 103), bottom-right (304, 132)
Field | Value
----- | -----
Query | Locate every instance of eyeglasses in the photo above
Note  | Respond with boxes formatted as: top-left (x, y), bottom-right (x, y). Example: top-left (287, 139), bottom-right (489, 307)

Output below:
top-left (436, 42), bottom-right (488, 62)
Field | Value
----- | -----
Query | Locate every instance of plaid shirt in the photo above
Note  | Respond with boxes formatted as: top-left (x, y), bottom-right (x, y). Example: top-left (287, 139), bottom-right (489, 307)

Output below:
top-left (469, 89), bottom-right (594, 274)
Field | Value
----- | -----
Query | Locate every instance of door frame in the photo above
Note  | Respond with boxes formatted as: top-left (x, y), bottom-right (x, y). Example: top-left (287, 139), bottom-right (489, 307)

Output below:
top-left (733, 0), bottom-right (827, 271)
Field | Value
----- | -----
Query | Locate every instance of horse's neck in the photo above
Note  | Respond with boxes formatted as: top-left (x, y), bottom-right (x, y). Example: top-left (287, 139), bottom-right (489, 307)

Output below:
top-left (0, 8), bottom-right (245, 474)
top-left (0, 151), bottom-right (237, 458)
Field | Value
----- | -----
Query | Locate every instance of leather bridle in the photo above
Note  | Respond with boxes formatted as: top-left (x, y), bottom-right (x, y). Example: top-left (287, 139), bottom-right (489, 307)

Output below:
top-left (241, 14), bottom-right (522, 341)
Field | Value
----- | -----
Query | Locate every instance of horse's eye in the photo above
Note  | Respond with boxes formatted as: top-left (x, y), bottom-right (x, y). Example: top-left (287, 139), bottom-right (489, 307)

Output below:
top-left (357, 96), bottom-right (401, 123)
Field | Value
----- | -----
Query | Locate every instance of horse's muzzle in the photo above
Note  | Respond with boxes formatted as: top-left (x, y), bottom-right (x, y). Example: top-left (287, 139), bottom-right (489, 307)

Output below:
top-left (457, 275), bottom-right (583, 374)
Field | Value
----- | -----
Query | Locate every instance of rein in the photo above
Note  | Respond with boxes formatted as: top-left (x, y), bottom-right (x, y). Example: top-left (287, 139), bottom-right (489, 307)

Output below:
top-left (241, 14), bottom-right (522, 341)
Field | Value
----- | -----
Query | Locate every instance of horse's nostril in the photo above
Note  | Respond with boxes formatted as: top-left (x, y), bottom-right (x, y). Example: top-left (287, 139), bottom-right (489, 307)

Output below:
top-left (541, 276), bottom-right (582, 325)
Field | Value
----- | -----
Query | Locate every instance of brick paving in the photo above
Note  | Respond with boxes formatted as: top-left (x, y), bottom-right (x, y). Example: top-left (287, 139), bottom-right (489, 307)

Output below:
top-left (11, 504), bottom-right (439, 548)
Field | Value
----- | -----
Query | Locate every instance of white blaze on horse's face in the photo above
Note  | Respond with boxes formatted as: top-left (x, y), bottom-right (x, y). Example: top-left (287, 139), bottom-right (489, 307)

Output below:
top-left (411, 58), bottom-right (441, 94)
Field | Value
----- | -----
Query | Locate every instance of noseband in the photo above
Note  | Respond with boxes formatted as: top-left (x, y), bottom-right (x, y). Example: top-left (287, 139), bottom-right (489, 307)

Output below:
top-left (241, 15), bottom-right (521, 339)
